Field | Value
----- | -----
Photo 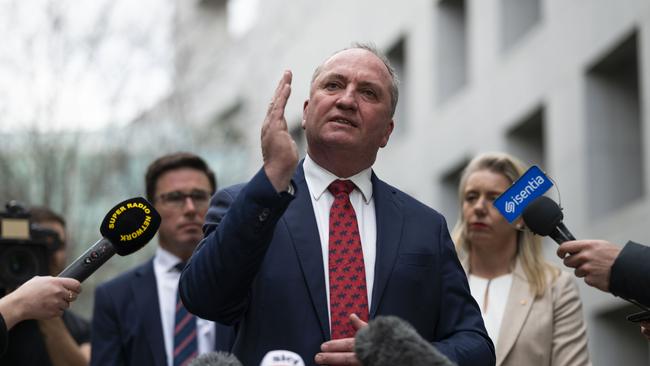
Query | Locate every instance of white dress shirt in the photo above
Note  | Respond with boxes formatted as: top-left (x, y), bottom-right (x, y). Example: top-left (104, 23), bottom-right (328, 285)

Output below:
top-left (303, 155), bottom-right (377, 327)
top-left (468, 273), bottom-right (513, 347)
top-left (153, 247), bottom-right (216, 366)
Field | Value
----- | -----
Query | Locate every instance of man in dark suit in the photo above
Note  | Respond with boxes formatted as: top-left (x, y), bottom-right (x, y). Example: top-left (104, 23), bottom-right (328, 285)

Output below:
top-left (180, 44), bottom-right (494, 366)
top-left (91, 153), bottom-right (231, 366)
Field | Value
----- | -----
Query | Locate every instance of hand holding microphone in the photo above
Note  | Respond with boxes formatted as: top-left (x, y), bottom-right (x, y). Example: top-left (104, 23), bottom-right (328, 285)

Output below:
top-left (58, 197), bottom-right (161, 282)
top-left (521, 195), bottom-right (650, 314)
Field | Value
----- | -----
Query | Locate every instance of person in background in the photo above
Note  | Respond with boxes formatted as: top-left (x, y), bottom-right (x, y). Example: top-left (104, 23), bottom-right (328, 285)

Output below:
top-left (452, 152), bottom-right (590, 366)
top-left (180, 43), bottom-right (493, 366)
top-left (92, 152), bottom-right (233, 366)
top-left (0, 206), bottom-right (89, 366)
top-left (0, 276), bottom-right (81, 358)
top-left (31, 206), bottom-right (92, 365)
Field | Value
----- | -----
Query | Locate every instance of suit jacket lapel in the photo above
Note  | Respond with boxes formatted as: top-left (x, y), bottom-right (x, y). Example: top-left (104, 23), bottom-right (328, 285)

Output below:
top-left (283, 162), bottom-right (330, 340)
top-left (369, 174), bottom-right (403, 317)
top-left (132, 259), bottom-right (167, 366)
top-left (495, 260), bottom-right (534, 366)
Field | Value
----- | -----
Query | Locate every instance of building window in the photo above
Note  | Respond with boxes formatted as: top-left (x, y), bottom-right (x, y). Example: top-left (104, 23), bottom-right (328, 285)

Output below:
top-left (500, 0), bottom-right (541, 51)
top-left (585, 30), bottom-right (642, 217)
top-left (506, 105), bottom-right (545, 169)
top-left (435, 0), bottom-right (467, 104)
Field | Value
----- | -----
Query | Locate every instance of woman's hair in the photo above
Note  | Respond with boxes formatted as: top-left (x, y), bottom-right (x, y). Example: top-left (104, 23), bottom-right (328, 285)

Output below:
top-left (451, 152), bottom-right (558, 297)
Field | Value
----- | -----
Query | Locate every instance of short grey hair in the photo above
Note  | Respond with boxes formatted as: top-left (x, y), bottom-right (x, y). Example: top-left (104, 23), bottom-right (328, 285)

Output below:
top-left (310, 42), bottom-right (400, 117)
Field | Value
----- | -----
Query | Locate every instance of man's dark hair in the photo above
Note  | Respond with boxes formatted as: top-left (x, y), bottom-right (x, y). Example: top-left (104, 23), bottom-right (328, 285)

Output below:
top-left (30, 206), bottom-right (66, 228)
top-left (145, 152), bottom-right (217, 202)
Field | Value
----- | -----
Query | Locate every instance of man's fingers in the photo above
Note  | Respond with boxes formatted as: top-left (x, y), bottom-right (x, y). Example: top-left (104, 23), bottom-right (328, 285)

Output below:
top-left (563, 252), bottom-right (588, 269)
top-left (267, 70), bottom-right (293, 117)
top-left (275, 70), bottom-right (292, 111)
top-left (273, 69), bottom-right (292, 96)
top-left (58, 277), bottom-right (81, 294)
top-left (321, 337), bottom-right (355, 352)
top-left (314, 352), bottom-right (360, 366)
top-left (349, 313), bottom-right (367, 331)
top-left (557, 240), bottom-right (585, 258)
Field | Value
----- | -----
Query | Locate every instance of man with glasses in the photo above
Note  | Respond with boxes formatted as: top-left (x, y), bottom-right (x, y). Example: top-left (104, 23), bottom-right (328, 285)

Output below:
top-left (91, 152), bottom-right (232, 366)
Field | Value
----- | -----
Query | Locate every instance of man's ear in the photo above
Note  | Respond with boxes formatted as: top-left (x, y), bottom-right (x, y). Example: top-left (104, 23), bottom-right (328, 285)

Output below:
top-left (379, 119), bottom-right (394, 148)
top-left (302, 99), bottom-right (309, 129)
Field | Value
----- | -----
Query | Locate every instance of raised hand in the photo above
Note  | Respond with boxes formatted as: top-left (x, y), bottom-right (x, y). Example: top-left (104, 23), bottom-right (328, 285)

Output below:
top-left (261, 70), bottom-right (299, 192)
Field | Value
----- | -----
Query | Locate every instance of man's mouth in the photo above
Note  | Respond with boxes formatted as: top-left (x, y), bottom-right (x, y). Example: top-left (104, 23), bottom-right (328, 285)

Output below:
top-left (331, 118), bottom-right (356, 127)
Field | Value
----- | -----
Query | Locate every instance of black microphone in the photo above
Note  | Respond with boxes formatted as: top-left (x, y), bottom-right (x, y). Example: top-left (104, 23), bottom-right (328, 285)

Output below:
top-left (187, 352), bottom-right (242, 366)
top-left (521, 196), bottom-right (575, 244)
top-left (58, 197), bottom-right (161, 282)
top-left (355, 315), bottom-right (456, 366)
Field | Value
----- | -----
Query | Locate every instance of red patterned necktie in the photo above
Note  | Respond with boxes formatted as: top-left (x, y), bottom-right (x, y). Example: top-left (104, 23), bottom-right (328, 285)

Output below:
top-left (327, 179), bottom-right (369, 339)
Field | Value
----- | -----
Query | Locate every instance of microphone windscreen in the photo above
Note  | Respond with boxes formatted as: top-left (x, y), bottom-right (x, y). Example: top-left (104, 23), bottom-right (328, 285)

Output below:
top-left (99, 197), bottom-right (161, 256)
top-left (259, 350), bottom-right (305, 366)
top-left (188, 352), bottom-right (242, 366)
top-left (521, 196), bottom-right (564, 236)
top-left (355, 316), bottom-right (456, 366)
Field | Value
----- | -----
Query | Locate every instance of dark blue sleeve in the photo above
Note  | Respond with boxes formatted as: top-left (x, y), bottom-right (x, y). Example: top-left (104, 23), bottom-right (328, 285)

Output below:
top-left (432, 217), bottom-right (495, 366)
top-left (611, 241), bottom-right (650, 308)
top-left (179, 168), bottom-right (294, 324)
top-left (90, 284), bottom-right (125, 366)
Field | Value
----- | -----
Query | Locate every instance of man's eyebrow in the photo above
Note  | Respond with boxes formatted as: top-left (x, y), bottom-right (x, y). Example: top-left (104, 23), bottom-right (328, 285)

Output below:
top-left (358, 80), bottom-right (383, 92)
top-left (320, 73), bottom-right (347, 82)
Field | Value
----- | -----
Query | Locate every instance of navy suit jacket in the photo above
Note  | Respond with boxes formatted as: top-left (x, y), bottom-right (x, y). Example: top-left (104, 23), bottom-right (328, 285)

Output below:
top-left (611, 241), bottom-right (650, 307)
top-left (180, 164), bottom-right (495, 366)
top-left (91, 258), bottom-right (233, 366)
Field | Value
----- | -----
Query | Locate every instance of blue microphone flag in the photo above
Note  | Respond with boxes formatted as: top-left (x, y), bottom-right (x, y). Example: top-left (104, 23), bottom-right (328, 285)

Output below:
top-left (493, 165), bottom-right (553, 223)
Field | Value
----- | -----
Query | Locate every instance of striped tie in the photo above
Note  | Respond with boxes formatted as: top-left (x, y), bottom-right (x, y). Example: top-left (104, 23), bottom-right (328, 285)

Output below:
top-left (174, 263), bottom-right (198, 366)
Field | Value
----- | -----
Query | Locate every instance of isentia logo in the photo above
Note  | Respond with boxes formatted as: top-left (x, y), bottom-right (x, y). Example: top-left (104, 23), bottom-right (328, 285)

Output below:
top-left (504, 175), bottom-right (546, 213)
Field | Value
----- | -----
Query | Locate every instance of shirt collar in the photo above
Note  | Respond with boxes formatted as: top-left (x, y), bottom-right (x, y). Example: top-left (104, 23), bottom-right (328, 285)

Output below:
top-left (303, 154), bottom-right (373, 203)
top-left (154, 246), bottom-right (184, 273)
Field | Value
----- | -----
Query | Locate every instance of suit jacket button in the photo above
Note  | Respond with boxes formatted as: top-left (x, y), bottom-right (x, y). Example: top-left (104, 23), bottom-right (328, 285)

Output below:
top-left (258, 208), bottom-right (270, 221)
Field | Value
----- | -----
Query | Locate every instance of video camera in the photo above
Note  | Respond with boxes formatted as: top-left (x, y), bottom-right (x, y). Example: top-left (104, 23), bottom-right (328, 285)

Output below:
top-left (0, 201), bottom-right (62, 291)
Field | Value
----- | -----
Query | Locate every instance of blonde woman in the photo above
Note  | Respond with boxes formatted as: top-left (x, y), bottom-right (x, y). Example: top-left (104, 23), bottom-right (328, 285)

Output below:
top-left (452, 153), bottom-right (590, 366)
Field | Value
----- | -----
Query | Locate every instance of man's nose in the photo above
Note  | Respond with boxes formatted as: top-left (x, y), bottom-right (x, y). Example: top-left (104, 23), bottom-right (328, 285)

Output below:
top-left (335, 87), bottom-right (358, 110)
top-left (183, 196), bottom-right (198, 213)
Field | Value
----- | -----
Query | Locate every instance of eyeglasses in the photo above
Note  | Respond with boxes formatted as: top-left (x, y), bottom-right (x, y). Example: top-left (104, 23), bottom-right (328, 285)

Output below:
top-left (156, 189), bottom-right (211, 209)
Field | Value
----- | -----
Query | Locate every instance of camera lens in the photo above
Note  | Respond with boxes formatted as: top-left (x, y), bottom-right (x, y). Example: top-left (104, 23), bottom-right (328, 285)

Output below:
top-left (1, 246), bottom-right (39, 286)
